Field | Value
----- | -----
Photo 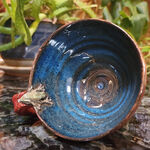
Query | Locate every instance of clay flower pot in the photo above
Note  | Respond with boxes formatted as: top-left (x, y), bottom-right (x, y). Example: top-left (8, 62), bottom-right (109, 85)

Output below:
top-left (13, 19), bottom-right (146, 141)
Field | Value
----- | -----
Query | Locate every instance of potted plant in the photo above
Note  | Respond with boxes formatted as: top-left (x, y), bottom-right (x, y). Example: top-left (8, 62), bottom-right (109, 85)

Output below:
top-left (0, 0), bottom-right (99, 76)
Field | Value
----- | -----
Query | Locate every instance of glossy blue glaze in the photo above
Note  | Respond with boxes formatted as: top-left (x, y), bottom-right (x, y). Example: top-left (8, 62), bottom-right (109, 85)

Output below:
top-left (32, 20), bottom-right (142, 139)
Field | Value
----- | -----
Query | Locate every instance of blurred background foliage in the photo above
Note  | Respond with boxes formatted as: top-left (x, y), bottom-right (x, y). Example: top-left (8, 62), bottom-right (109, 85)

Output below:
top-left (0, 0), bottom-right (149, 49)
top-left (0, 0), bottom-right (150, 95)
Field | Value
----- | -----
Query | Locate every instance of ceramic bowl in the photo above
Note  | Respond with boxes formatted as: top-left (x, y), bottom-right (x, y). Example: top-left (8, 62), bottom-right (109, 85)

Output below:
top-left (29, 19), bottom-right (146, 141)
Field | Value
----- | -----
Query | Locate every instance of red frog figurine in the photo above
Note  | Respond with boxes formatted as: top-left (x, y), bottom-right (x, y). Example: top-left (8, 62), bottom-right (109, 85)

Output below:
top-left (12, 91), bottom-right (36, 115)
top-left (12, 84), bottom-right (53, 116)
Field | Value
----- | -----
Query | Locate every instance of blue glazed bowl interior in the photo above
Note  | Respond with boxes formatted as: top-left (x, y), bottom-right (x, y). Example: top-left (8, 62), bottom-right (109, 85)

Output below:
top-left (32, 20), bottom-right (143, 140)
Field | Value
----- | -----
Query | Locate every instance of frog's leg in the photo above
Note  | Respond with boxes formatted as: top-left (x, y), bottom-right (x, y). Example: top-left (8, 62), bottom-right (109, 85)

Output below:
top-left (18, 84), bottom-right (53, 112)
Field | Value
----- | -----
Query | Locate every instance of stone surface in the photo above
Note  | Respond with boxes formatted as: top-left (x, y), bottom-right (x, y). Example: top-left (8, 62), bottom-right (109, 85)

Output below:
top-left (0, 75), bottom-right (150, 150)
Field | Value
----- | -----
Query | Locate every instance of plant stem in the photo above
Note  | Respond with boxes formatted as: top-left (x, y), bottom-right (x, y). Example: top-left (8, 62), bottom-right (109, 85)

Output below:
top-left (29, 13), bottom-right (46, 36)
top-left (0, 35), bottom-right (24, 52)
top-left (74, 0), bottom-right (97, 18)
top-left (0, 26), bottom-right (12, 34)
top-left (2, 0), bottom-right (11, 15)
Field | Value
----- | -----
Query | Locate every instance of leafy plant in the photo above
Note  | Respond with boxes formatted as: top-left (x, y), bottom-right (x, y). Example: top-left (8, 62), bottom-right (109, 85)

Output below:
top-left (140, 38), bottom-right (150, 75)
top-left (102, 0), bottom-right (150, 83)
top-left (102, 0), bottom-right (149, 41)
top-left (0, 0), bottom-right (98, 51)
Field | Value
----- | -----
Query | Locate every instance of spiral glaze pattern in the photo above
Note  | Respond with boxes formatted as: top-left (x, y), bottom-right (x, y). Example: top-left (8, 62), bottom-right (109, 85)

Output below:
top-left (31, 20), bottom-right (144, 140)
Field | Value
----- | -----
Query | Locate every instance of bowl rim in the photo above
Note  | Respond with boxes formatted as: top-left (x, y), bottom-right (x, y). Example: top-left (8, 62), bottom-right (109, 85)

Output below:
top-left (28, 18), bottom-right (147, 141)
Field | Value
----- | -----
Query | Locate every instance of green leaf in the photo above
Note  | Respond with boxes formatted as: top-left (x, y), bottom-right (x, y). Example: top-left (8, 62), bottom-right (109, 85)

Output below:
top-left (42, 0), bottom-right (56, 10)
top-left (144, 37), bottom-right (150, 41)
top-left (141, 46), bottom-right (150, 52)
top-left (119, 10), bottom-right (129, 18)
top-left (11, 22), bottom-right (15, 48)
top-left (29, 14), bottom-right (46, 36)
top-left (111, 1), bottom-right (122, 18)
top-left (31, 0), bottom-right (41, 20)
top-left (120, 17), bottom-right (132, 29)
top-left (103, 7), bottom-right (112, 22)
top-left (123, 1), bottom-right (137, 16)
top-left (54, 0), bottom-right (73, 8)
top-left (51, 7), bottom-right (73, 18)
top-left (0, 26), bottom-right (12, 34)
top-left (75, 0), bottom-right (97, 18)
top-left (15, 0), bottom-right (31, 45)
top-left (136, 2), bottom-right (149, 21)
top-left (2, 0), bottom-right (11, 15)
top-left (102, 0), bottom-right (111, 6)
top-left (0, 13), bottom-right (46, 51)
top-left (44, 0), bottom-right (70, 10)
top-left (0, 1), bottom-right (11, 25)
top-left (0, 35), bottom-right (24, 52)
top-left (23, 0), bottom-right (31, 4)
top-left (121, 27), bottom-right (136, 41)
top-left (119, 11), bottom-right (132, 29)
top-left (130, 14), bottom-right (147, 41)
top-left (0, 12), bottom-right (10, 26)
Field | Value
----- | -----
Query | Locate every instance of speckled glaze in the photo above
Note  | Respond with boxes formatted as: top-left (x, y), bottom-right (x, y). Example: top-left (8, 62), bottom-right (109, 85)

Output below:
top-left (29, 19), bottom-right (146, 141)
